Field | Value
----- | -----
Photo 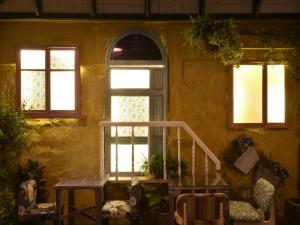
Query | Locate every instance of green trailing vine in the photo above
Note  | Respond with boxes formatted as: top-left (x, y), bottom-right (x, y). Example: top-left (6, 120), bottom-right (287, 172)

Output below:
top-left (184, 14), bottom-right (243, 66)
top-left (260, 29), bottom-right (300, 79)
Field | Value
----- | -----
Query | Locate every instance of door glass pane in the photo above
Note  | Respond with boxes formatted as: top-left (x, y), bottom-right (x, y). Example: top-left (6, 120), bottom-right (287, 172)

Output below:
top-left (110, 144), bottom-right (148, 172)
top-left (50, 71), bottom-right (75, 110)
top-left (50, 50), bottom-right (75, 70)
top-left (21, 50), bottom-right (45, 69)
top-left (267, 65), bottom-right (285, 123)
top-left (21, 71), bottom-right (45, 110)
top-left (233, 65), bottom-right (263, 123)
top-left (111, 69), bottom-right (150, 89)
top-left (111, 96), bottom-right (149, 136)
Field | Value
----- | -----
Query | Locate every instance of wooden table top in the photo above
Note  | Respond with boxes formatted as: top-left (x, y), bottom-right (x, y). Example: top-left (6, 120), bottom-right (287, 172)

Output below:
top-left (54, 176), bottom-right (108, 189)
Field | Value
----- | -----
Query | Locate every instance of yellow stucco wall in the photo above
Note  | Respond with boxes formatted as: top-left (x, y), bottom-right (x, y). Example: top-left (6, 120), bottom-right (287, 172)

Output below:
top-left (0, 20), bottom-right (299, 215)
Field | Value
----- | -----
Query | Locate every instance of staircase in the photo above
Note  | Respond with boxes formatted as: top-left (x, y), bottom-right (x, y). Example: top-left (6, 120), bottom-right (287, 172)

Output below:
top-left (99, 121), bottom-right (221, 185)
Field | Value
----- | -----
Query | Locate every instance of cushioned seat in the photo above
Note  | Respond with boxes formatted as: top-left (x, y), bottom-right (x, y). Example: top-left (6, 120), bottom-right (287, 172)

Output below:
top-left (29, 203), bottom-right (56, 215)
top-left (102, 177), bottom-right (142, 225)
top-left (229, 201), bottom-right (261, 222)
top-left (18, 180), bottom-right (63, 224)
top-left (102, 200), bottom-right (131, 218)
top-left (229, 178), bottom-right (275, 225)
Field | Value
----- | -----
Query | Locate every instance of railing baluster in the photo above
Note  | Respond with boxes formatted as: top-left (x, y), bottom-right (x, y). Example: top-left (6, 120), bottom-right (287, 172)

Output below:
top-left (177, 127), bottom-right (181, 183)
top-left (147, 127), bottom-right (151, 179)
top-left (205, 153), bottom-right (208, 191)
top-left (115, 126), bottom-right (119, 181)
top-left (131, 126), bottom-right (135, 178)
top-left (192, 140), bottom-right (195, 187)
top-left (100, 126), bottom-right (105, 178)
top-left (163, 126), bottom-right (167, 180)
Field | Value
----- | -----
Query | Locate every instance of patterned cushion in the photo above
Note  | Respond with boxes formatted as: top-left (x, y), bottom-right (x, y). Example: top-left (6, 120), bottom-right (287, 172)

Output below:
top-left (129, 177), bottom-right (141, 208)
top-left (229, 201), bottom-right (261, 222)
top-left (253, 178), bottom-right (275, 212)
top-left (30, 203), bottom-right (56, 215)
top-left (102, 200), bottom-right (131, 218)
top-left (18, 180), bottom-right (38, 216)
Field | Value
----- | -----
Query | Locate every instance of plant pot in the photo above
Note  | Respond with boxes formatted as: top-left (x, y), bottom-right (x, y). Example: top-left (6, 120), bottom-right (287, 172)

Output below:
top-left (233, 147), bottom-right (259, 174)
top-left (253, 163), bottom-right (282, 187)
top-left (150, 211), bottom-right (170, 225)
top-left (284, 197), bottom-right (300, 225)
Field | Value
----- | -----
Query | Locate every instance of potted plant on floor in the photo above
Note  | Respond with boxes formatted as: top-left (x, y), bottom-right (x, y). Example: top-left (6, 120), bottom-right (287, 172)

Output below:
top-left (222, 134), bottom-right (260, 174)
top-left (140, 153), bottom-right (188, 179)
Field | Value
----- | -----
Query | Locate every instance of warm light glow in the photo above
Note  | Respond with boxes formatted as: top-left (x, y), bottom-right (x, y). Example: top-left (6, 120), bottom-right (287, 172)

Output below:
top-left (112, 47), bottom-right (123, 52)
top-left (267, 65), bottom-right (285, 123)
top-left (21, 71), bottom-right (45, 110)
top-left (111, 96), bottom-right (149, 136)
top-left (21, 50), bottom-right (45, 69)
top-left (50, 50), bottom-right (75, 69)
top-left (110, 144), bottom-right (148, 172)
top-left (233, 65), bottom-right (263, 123)
top-left (110, 69), bottom-right (150, 89)
top-left (50, 71), bottom-right (75, 110)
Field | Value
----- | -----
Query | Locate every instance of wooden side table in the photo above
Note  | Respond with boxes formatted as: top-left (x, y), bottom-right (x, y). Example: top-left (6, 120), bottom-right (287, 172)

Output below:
top-left (54, 176), bottom-right (108, 225)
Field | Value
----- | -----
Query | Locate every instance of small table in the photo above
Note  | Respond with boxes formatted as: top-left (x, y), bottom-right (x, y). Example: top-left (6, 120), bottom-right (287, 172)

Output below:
top-left (168, 174), bottom-right (229, 225)
top-left (54, 176), bottom-right (108, 225)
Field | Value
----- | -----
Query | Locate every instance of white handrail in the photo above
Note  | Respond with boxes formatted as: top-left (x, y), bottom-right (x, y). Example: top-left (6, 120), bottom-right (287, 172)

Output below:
top-left (99, 121), bottom-right (221, 175)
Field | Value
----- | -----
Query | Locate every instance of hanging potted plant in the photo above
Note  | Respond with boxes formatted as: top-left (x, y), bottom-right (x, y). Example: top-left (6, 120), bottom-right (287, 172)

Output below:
top-left (184, 14), bottom-right (243, 66)
top-left (222, 134), bottom-right (260, 174)
top-left (254, 150), bottom-right (290, 187)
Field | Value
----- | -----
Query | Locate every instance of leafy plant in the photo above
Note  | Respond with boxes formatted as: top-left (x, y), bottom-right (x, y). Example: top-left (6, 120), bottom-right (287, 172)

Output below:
top-left (14, 159), bottom-right (48, 203)
top-left (257, 150), bottom-right (290, 180)
top-left (184, 14), bottom-right (243, 66)
top-left (0, 97), bottom-right (32, 164)
top-left (0, 96), bottom-right (33, 225)
top-left (260, 29), bottom-right (300, 79)
top-left (221, 134), bottom-right (255, 165)
top-left (140, 154), bottom-right (188, 179)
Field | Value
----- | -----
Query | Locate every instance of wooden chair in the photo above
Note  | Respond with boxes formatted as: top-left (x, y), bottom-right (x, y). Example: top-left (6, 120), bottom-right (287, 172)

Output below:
top-left (229, 178), bottom-right (275, 225)
top-left (18, 179), bottom-right (63, 225)
top-left (102, 177), bottom-right (142, 225)
top-left (174, 193), bottom-right (229, 225)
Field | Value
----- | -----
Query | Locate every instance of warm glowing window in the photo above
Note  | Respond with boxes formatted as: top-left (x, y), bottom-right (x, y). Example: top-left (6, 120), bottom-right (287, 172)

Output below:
top-left (230, 64), bottom-right (286, 128)
top-left (17, 47), bottom-right (80, 117)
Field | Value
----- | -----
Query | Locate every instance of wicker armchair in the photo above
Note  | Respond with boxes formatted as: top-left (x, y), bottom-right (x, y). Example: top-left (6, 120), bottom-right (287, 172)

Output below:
top-left (174, 193), bottom-right (229, 225)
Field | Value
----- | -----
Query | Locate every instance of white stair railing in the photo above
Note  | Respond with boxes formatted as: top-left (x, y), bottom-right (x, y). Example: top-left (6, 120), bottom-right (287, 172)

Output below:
top-left (99, 121), bottom-right (221, 183)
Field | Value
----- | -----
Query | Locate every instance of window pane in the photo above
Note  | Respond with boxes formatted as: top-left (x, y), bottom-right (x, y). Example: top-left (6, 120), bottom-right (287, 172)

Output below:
top-left (267, 65), bottom-right (285, 123)
top-left (21, 50), bottom-right (45, 69)
top-left (21, 71), bottom-right (45, 110)
top-left (233, 65), bottom-right (263, 123)
top-left (111, 96), bottom-right (149, 136)
top-left (111, 69), bottom-right (150, 89)
top-left (110, 34), bottom-right (162, 60)
top-left (50, 71), bottom-right (75, 110)
top-left (50, 50), bottom-right (75, 70)
top-left (110, 144), bottom-right (148, 172)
